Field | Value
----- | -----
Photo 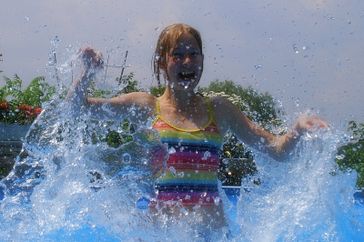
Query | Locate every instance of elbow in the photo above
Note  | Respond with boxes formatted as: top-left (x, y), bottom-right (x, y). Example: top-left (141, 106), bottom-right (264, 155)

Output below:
top-left (268, 136), bottom-right (294, 161)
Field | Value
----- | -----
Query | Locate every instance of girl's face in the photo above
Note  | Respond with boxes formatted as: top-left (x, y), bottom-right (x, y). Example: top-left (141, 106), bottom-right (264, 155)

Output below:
top-left (164, 33), bottom-right (203, 91)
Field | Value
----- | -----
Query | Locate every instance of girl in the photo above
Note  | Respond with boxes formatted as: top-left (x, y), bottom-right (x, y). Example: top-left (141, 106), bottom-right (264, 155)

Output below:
top-left (68, 23), bottom-right (327, 231)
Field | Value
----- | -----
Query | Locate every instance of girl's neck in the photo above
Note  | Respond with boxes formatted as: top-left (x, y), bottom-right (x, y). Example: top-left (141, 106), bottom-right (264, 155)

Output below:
top-left (160, 86), bottom-right (199, 112)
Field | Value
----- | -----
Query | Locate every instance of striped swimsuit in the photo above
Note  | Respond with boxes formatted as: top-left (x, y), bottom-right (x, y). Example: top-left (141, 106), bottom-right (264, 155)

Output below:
top-left (152, 99), bottom-right (223, 206)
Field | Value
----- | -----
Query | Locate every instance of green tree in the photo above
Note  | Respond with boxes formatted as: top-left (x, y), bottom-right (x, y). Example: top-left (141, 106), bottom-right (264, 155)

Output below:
top-left (199, 80), bottom-right (283, 129)
top-left (150, 85), bottom-right (165, 97)
top-left (336, 121), bottom-right (364, 188)
top-left (117, 72), bottom-right (139, 94)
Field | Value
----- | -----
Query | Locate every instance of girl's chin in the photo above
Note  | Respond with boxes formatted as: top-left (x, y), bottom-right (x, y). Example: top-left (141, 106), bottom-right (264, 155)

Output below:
top-left (177, 80), bottom-right (196, 89)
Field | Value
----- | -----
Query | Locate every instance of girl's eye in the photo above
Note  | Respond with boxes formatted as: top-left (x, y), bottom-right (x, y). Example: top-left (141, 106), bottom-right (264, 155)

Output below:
top-left (172, 52), bottom-right (183, 60)
top-left (171, 50), bottom-right (201, 61)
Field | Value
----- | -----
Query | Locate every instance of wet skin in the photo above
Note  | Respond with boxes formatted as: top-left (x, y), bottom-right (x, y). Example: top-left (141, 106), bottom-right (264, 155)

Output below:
top-left (164, 33), bottom-right (204, 92)
top-left (68, 34), bottom-right (328, 231)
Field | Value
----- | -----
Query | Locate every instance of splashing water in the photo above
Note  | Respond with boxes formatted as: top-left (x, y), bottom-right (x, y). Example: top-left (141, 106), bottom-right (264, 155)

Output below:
top-left (236, 131), bottom-right (364, 241)
top-left (0, 97), bottom-right (362, 241)
top-left (0, 54), bottom-right (363, 242)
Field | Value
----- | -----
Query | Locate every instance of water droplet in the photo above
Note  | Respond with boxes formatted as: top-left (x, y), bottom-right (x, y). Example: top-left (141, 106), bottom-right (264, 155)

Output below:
top-left (141, 158), bottom-right (148, 166)
top-left (136, 197), bottom-right (150, 209)
top-left (292, 44), bottom-right (300, 54)
top-left (24, 16), bottom-right (30, 22)
top-left (214, 197), bottom-right (221, 206)
top-left (294, 98), bottom-right (300, 107)
top-left (254, 64), bottom-right (263, 70)
top-left (168, 147), bottom-right (176, 154)
top-left (122, 153), bottom-right (131, 164)
top-left (335, 154), bottom-right (345, 160)
top-left (169, 166), bottom-right (177, 176)
top-left (202, 151), bottom-right (211, 160)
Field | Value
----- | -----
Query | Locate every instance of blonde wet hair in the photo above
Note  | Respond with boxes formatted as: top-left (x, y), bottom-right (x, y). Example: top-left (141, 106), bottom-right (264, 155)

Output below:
top-left (153, 23), bottom-right (203, 86)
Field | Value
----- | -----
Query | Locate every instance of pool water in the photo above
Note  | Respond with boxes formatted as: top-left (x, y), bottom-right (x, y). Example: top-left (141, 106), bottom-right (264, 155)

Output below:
top-left (0, 99), bottom-right (363, 241)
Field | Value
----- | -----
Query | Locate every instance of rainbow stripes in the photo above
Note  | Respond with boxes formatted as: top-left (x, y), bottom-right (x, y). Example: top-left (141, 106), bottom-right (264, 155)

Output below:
top-left (152, 116), bottom-right (223, 206)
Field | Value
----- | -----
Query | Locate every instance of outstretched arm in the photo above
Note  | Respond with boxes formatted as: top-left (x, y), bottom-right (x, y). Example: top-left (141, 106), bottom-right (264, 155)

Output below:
top-left (66, 47), bottom-right (104, 106)
top-left (211, 96), bottom-right (328, 160)
top-left (66, 47), bottom-right (156, 123)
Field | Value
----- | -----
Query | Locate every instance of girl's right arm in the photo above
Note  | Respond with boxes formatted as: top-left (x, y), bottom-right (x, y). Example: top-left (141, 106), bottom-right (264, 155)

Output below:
top-left (66, 47), bottom-right (104, 107)
top-left (66, 47), bottom-right (156, 123)
top-left (86, 92), bottom-right (156, 123)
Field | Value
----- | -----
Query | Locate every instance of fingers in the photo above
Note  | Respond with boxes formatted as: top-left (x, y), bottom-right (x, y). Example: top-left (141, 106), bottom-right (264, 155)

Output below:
top-left (294, 114), bottom-right (329, 136)
top-left (79, 47), bottom-right (104, 70)
top-left (308, 116), bottom-right (329, 129)
top-left (300, 115), bottom-right (329, 131)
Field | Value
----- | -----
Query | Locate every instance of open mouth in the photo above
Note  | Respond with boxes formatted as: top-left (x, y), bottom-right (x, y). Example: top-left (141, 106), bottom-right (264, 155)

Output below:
top-left (178, 71), bottom-right (196, 81)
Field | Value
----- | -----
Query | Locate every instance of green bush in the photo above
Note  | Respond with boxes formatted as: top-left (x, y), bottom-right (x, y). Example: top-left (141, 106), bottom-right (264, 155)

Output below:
top-left (0, 75), bottom-right (55, 124)
top-left (336, 121), bottom-right (364, 188)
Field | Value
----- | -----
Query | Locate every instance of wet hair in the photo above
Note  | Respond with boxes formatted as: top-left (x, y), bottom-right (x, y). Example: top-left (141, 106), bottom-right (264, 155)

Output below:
top-left (153, 23), bottom-right (203, 86)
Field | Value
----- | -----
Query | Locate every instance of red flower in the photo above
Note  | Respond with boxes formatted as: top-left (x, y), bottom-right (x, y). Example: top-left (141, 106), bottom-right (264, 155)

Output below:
top-left (18, 104), bottom-right (42, 118)
top-left (0, 101), bottom-right (9, 110)
top-left (33, 107), bottom-right (42, 115)
top-left (18, 104), bottom-right (33, 112)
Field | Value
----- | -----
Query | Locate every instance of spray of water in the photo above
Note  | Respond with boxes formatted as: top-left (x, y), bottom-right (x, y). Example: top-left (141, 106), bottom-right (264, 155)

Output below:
top-left (236, 131), bottom-right (364, 241)
top-left (0, 47), bottom-right (363, 241)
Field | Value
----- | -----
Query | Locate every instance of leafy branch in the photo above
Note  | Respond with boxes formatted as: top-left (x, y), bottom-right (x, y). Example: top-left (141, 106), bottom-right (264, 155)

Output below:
top-left (0, 75), bottom-right (56, 124)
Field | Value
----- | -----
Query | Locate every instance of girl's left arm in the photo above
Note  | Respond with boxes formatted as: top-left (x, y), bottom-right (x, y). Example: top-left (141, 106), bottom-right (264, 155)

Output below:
top-left (211, 96), bottom-right (328, 160)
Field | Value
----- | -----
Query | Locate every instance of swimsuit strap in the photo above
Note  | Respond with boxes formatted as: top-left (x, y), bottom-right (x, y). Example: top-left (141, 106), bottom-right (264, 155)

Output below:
top-left (153, 98), bottom-right (214, 132)
top-left (206, 98), bottom-right (214, 124)
top-left (155, 98), bottom-right (161, 116)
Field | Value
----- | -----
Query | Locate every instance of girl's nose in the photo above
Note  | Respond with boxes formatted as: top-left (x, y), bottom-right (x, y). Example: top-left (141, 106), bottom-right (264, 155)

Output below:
top-left (182, 55), bottom-right (192, 65)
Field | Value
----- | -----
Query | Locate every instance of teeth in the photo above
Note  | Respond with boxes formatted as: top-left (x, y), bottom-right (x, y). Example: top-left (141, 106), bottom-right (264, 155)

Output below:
top-left (181, 72), bottom-right (193, 75)
top-left (181, 72), bottom-right (194, 75)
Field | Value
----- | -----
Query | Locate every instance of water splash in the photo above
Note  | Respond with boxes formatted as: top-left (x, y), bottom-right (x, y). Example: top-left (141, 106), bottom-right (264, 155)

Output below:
top-left (0, 53), bottom-right (363, 241)
top-left (236, 130), bottom-right (364, 241)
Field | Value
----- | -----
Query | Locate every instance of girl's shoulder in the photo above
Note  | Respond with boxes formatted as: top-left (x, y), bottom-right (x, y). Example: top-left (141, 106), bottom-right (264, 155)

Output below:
top-left (208, 95), bottom-right (243, 123)
top-left (113, 92), bottom-right (157, 109)
top-left (208, 95), bottom-right (232, 110)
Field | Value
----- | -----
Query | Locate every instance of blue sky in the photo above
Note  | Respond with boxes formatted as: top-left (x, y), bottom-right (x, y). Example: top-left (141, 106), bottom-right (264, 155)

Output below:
top-left (1, 0), bottom-right (363, 128)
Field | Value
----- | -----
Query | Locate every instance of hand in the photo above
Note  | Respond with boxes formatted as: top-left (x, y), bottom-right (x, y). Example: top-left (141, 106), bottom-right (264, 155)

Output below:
top-left (293, 114), bottom-right (329, 135)
top-left (67, 47), bottom-right (104, 103)
top-left (79, 47), bottom-right (104, 71)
